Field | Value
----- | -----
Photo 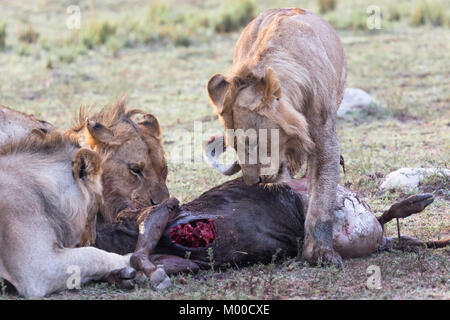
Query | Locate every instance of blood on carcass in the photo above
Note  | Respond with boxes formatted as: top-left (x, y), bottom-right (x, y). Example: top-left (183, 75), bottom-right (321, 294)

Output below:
top-left (169, 219), bottom-right (216, 248)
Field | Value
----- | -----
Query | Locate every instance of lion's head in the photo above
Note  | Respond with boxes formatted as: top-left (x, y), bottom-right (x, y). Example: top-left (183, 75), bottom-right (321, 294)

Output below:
top-left (67, 98), bottom-right (169, 223)
top-left (206, 67), bottom-right (314, 186)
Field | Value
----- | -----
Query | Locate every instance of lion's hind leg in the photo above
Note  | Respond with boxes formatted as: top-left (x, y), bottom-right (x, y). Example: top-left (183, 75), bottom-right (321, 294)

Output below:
top-left (1, 226), bottom-right (59, 297)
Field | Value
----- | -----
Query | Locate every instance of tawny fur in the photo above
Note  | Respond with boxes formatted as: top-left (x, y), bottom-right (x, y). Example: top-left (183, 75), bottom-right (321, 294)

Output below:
top-left (0, 131), bottom-right (130, 297)
top-left (0, 104), bottom-right (54, 146)
top-left (207, 8), bottom-right (346, 266)
top-left (66, 97), bottom-right (169, 224)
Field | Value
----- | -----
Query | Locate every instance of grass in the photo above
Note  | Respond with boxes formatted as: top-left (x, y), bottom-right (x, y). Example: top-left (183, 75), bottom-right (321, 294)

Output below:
top-left (0, 24), bottom-right (6, 49)
top-left (214, 0), bottom-right (256, 33)
top-left (318, 0), bottom-right (338, 14)
top-left (410, 0), bottom-right (448, 26)
top-left (79, 20), bottom-right (117, 49)
top-left (57, 0), bottom-right (256, 54)
top-left (18, 25), bottom-right (39, 44)
top-left (0, 0), bottom-right (449, 300)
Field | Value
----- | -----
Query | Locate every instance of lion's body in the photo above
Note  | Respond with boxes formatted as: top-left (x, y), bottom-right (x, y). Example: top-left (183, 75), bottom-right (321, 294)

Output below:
top-left (0, 104), bottom-right (54, 146)
top-left (230, 7), bottom-right (346, 155)
top-left (207, 8), bottom-right (347, 266)
top-left (0, 101), bottom-right (169, 248)
top-left (0, 132), bottom-right (130, 297)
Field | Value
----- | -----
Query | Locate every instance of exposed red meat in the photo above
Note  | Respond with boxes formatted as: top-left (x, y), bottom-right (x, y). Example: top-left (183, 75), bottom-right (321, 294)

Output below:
top-left (169, 219), bottom-right (215, 248)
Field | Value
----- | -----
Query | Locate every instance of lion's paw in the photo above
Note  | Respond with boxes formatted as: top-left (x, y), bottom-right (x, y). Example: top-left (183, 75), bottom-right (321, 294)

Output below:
top-left (303, 239), bottom-right (344, 269)
top-left (107, 267), bottom-right (137, 289)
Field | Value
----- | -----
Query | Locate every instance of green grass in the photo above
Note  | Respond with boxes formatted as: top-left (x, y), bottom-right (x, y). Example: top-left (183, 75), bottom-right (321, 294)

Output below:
top-left (318, 0), bottom-right (338, 14)
top-left (48, 0), bottom-right (256, 54)
top-left (410, 0), bottom-right (448, 26)
top-left (0, 0), bottom-right (448, 300)
top-left (0, 24), bottom-right (6, 49)
top-left (214, 0), bottom-right (256, 33)
top-left (18, 25), bottom-right (39, 44)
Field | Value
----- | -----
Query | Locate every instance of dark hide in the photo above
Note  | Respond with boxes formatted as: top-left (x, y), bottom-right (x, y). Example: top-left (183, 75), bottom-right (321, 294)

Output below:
top-left (94, 178), bottom-right (444, 275)
top-left (95, 178), bottom-right (304, 273)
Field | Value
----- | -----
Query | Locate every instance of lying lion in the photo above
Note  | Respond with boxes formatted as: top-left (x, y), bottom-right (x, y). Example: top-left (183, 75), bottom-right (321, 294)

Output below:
top-left (0, 104), bottom-right (54, 145)
top-left (0, 101), bottom-right (170, 247)
top-left (0, 131), bottom-right (134, 297)
top-left (66, 98), bottom-right (170, 226)
top-left (94, 177), bottom-right (446, 277)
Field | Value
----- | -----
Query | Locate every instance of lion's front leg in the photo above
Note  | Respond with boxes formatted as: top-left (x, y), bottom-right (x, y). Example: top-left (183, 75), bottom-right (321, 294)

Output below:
top-left (302, 127), bottom-right (343, 268)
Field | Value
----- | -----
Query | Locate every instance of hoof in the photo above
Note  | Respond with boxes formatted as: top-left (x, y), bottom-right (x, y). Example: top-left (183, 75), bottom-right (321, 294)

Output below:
top-left (392, 194), bottom-right (434, 219)
top-left (130, 250), bottom-right (156, 277)
top-left (380, 236), bottom-right (426, 253)
top-left (150, 267), bottom-right (171, 290)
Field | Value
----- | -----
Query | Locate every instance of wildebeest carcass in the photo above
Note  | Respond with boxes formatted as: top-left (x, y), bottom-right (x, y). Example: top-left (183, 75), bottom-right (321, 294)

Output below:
top-left (94, 177), bottom-right (446, 277)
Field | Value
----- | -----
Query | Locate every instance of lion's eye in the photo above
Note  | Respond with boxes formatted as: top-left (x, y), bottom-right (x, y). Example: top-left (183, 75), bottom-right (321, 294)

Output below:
top-left (128, 163), bottom-right (142, 176)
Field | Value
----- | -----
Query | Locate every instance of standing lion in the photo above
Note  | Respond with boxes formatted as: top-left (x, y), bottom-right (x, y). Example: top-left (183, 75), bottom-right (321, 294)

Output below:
top-left (206, 8), bottom-right (346, 266)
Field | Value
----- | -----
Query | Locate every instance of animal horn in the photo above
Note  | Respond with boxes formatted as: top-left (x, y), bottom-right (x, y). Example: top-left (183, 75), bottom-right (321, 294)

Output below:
top-left (204, 135), bottom-right (241, 176)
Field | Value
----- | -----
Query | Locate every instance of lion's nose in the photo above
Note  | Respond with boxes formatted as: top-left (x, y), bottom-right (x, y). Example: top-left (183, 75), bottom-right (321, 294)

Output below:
top-left (150, 185), bottom-right (170, 206)
top-left (243, 175), bottom-right (261, 186)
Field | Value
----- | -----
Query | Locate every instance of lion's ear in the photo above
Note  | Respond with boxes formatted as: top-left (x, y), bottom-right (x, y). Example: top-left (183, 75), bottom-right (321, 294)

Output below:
top-left (263, 68), bottom-right (282, 101)
top-left (72, 148), bottom-right (102, 181)
top-left (138, 114), bottom-right (162, 139)
top-left (207, 74), bottom-right (231, 115)
top-left (30, 128), bottom-right (49, 139)
top-left (83, 120), bottom-right (120, 148)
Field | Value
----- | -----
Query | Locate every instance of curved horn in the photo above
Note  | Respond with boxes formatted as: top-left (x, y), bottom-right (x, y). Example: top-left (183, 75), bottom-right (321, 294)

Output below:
top-left (204, 135), bottom-right (241, 176)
